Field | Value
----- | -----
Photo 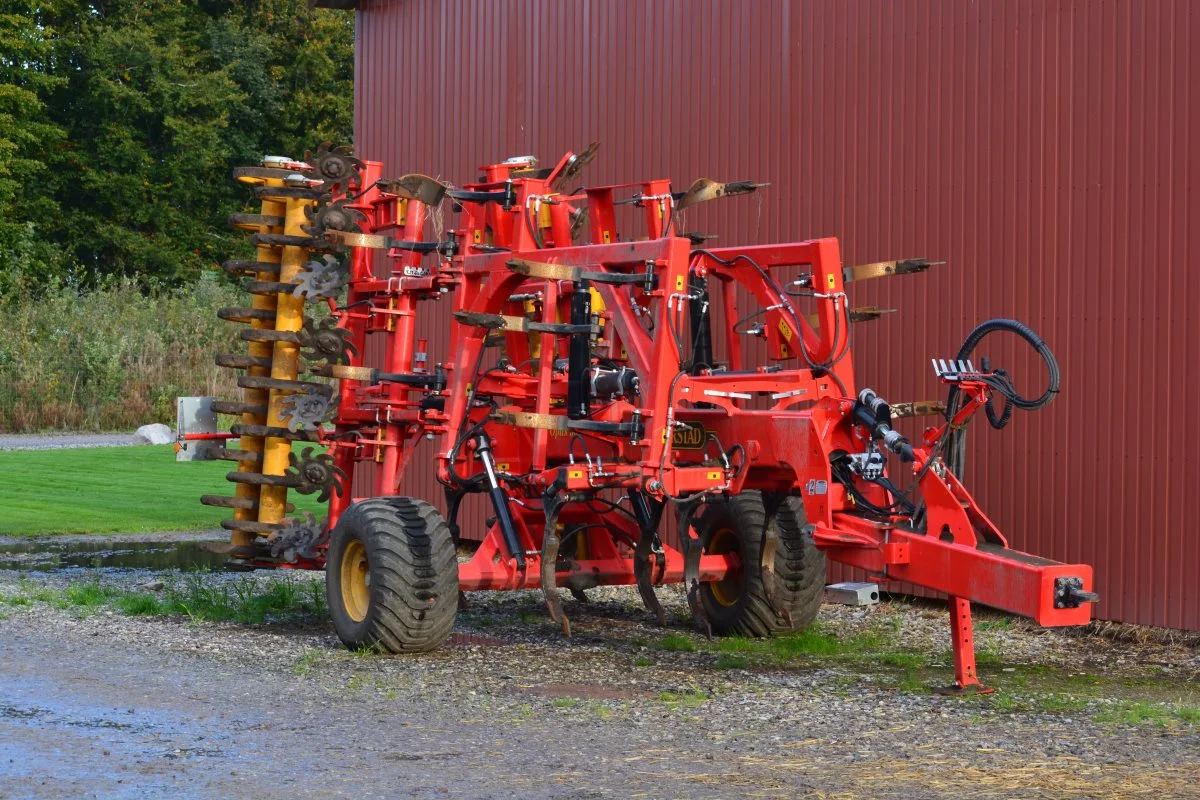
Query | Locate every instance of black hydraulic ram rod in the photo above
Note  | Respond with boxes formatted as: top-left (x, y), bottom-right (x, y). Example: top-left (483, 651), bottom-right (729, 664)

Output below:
top-left (474, 435), bottom-right (525, 570)
top-left (566, 280), bottom-right (592, 420)
top-left (688, 273), bottom-right (713, 373)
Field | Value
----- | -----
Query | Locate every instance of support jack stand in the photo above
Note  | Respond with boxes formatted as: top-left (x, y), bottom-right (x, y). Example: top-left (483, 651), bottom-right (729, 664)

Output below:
top-left (935, 596), bottom-right (995, 696)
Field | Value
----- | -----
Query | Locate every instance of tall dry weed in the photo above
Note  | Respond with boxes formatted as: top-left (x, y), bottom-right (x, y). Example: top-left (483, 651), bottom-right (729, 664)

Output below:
top-left (0, 274), bottom-right (242, 432)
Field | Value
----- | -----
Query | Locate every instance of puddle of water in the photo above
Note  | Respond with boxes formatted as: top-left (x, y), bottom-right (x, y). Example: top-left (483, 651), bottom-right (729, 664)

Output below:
top-left (0, 539), bottom-right (229, 572)
top-left (2, 702), bottom-right (143, 733)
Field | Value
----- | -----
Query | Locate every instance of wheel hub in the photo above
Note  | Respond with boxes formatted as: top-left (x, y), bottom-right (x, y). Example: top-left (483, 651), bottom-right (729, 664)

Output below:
top-left (706, 527), bottom-right (742, 607)
top-left (341, 538), bottom-right (371, 623)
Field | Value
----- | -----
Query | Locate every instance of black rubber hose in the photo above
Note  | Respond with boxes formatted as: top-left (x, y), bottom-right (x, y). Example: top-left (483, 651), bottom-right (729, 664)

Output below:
top-left (945, 318), bottom-right (1060, 478)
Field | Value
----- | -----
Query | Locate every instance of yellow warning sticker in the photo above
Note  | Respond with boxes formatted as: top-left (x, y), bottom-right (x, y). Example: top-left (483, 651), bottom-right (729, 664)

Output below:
top-left (568, 469), bottom-right (584, 480)
top-left (707, 471), bottom-right (723, 481)
top-left (778, 318), bottom-right (794, 341)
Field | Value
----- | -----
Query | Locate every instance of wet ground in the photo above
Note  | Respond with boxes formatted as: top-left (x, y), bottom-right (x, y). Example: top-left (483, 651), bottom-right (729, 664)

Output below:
top-left (1, 533), bottom-right (1197, 799)
top-left (0, 534), bottom-right (227, 572)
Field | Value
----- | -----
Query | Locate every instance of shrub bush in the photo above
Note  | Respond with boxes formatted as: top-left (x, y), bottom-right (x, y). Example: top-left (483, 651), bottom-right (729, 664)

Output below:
top-left (0, 273), bottom-right (241, 432)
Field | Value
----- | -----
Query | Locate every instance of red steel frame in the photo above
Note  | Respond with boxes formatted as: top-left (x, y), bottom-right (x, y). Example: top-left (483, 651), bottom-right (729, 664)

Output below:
top-left (302, 150), bottom-right (1094, 690)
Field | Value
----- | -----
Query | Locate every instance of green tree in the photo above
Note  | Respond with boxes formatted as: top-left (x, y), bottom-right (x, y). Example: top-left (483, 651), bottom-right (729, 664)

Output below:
top-left (1, 0), bottom-right (354, 291)
top-left (0, 5), bottom-right (68, 293)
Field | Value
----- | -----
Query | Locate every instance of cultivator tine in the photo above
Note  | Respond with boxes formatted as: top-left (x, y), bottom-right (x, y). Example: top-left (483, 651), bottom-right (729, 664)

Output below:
top-left (678, 500), bottom-right (711, 637)
top-left (207, 447), bottom-right (263, 465)
top-left (629, 490), bottom-right (666, 626)
top-left (549, 141), bottom-right (600, 190)
top-left (222, 259), bottom-right (283, 278)
top-left (683, 232), bottom-right (718, 247)
top-left (323, 229), bottom-right (390, 250)
top-left (633, 531), bottom-right (666, 627)
top-left (846, 307), bottom-right (896, 324)
top-left (217, 306), bottom-right (278, 324)
top-left (541, 492), bottom-right (571, 637)
top-left (379, 174), bottom-right (451, 206)
top-left (806, 306), bottom-right (897, 328)
top-left (210, 399), bottom-right (267, 417)
top-left (504, 258), bottom-right (580, 282)
top-left (228, 213), bottom-right (285, 232)
top-left (674, 178), bottom-right (768, 211)
top-left (842, 258), bottom-right (940, 284)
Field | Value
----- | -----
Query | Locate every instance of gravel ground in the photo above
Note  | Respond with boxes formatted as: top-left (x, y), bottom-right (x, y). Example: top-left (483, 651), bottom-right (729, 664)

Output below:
top-left (1, 543), bottom-right (1197, 799)
top-left (0, 433), bottom-right (138, 451)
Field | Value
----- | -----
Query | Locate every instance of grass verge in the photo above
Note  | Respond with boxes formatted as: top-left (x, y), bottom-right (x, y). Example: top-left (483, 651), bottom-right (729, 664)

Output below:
top-left (1, 572), bottom-right (326, 625)
top-left (0, 444), bottom-right (325, 535)
top-left (643, 619), bottom-right (1200, 728)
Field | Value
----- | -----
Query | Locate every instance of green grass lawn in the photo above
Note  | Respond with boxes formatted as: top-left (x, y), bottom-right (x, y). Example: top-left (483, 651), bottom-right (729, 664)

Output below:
top-left (0, 445), bottom-right (326, 536)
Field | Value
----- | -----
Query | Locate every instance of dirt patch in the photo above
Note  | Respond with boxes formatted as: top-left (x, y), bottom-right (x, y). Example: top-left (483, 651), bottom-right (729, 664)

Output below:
top-left (446, 631), bottom-right (508, 648)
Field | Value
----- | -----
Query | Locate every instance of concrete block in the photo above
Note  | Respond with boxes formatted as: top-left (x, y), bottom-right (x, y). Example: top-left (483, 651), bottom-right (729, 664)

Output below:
top-left (824, 581), bottom-right (880, 606)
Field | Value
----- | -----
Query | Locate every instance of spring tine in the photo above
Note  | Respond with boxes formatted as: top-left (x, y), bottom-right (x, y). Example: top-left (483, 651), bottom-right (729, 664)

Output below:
top-left (967, 359), bottom-right (976, 373)
top-left (932, 358), bottom-right (941, 376)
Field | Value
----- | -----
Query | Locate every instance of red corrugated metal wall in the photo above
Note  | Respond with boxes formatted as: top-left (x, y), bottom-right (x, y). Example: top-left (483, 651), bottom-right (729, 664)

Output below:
top-left (352, 0), bottom-right (1200, 631)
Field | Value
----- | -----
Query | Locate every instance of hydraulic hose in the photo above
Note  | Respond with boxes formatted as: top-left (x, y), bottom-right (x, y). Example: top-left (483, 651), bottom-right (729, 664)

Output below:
top-left (945, 319), bottom-right (1060, 478)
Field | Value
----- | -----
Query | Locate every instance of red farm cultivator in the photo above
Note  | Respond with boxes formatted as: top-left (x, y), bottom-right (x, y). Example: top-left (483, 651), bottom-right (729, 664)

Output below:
top-left (185, 144), bottom-right (1097, 690)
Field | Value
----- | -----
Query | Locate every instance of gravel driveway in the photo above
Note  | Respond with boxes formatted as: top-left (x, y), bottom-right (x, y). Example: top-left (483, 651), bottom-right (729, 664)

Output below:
top-left (0, 550), bottom-right (1197, 799)
top-left (0, 433), bottom-right (137, 451)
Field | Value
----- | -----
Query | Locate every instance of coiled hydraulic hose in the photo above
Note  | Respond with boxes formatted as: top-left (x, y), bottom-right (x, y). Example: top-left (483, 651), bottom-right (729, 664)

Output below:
top-left (945, 318), bottom-right (1060, 479)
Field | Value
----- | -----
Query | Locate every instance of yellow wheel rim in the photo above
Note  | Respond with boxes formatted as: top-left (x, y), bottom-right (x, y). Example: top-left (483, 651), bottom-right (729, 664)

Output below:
top-left (341, 538), bottom-right (371, 623)
top-left (706, 527), bottom-right (741, 607)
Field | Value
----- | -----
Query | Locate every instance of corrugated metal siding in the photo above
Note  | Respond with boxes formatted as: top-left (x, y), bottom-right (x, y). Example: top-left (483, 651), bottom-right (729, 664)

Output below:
top-left (353, 0), bottom-right (1200, 631)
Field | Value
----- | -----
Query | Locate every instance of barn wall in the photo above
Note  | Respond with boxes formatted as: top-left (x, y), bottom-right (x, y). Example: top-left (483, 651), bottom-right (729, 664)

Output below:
top-left (353, 0), bottom-right (1200, 630)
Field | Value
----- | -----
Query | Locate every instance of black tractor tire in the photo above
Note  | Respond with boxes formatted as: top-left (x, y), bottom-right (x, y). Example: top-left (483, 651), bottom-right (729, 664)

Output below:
top-left (326, 497), bottom-right (458, 652)
top-left (691, 491), bottom-right (826, 637)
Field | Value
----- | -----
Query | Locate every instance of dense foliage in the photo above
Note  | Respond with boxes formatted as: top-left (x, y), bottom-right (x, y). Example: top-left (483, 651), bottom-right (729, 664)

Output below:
top-left (0, 275), bottom-right (242, 431)
top-left (0, 1), bottom-right (354, 292)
